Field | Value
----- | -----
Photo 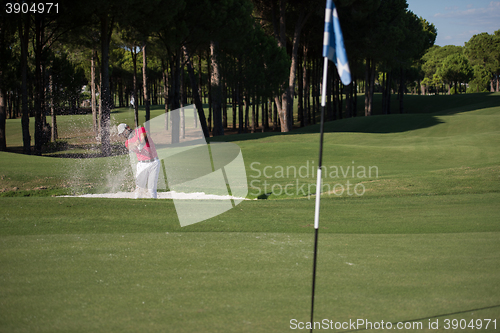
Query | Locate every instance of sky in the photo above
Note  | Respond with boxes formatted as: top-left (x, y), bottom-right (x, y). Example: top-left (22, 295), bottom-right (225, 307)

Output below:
top-left (406, 0), bottom-right (500, 46)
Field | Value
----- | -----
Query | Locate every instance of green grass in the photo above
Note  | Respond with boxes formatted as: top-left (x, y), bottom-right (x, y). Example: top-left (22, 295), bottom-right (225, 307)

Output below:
top-left (1, 193), bottom-right (499, 235)
top-left (1, 93), bottom-right (500, 332)
top-left (1, 232), bottom-right (498, 333)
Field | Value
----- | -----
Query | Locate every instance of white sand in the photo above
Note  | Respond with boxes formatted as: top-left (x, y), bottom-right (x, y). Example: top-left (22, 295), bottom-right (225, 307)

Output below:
top-left (61, 191), bottom-right (249, 200)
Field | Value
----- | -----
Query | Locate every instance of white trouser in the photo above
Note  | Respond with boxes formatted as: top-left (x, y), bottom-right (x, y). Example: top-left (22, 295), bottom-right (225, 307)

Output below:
top-left (135, 158), bottom-right (160, 198)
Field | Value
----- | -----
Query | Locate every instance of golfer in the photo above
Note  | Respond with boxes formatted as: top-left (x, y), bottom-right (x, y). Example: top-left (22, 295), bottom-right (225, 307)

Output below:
top-left (117, 123), bottom-right (160, 199)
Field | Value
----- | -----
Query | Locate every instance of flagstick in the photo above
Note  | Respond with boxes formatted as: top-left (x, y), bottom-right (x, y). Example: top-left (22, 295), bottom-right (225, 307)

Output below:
top-left (310, 56), bottom-right (329, 333)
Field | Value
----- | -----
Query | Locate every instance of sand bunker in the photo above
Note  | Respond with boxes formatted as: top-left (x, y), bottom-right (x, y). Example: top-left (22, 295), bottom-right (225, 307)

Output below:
top-left (62, 191), bottom-right (249, 200)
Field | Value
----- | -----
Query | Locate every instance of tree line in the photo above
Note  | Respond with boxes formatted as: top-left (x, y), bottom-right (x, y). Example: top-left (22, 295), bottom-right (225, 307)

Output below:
top-left (0, 0), bottom-right (496, 155)
top-left (420, 31), bottom-right (500, 95)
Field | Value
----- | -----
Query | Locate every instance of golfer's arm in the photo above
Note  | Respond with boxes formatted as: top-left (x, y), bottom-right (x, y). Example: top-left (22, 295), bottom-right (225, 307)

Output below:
top-left (131, 132), bottom-right (146, 147)
top-left (135, 132), bottom-right (147, 151)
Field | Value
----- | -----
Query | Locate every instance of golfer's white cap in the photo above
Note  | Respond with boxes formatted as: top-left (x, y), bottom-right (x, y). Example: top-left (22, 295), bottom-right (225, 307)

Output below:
top-left (117, 123), bottom-right (128, 135)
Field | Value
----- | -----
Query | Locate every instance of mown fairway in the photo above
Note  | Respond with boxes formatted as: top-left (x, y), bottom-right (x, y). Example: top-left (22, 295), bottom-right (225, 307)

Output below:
top-left (1, 93), bottom-right (499, 332)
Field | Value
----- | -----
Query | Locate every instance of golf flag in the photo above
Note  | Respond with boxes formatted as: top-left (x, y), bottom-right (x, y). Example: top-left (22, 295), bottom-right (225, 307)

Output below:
top-left (310, 2), bottom-right (352, 331)
top-left (323, 0), bottom-right (351, 85)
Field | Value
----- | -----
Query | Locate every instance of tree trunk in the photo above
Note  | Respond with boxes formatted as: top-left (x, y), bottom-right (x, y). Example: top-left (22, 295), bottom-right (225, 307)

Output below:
top-left (232, 80), bottom-right (237, 130)
top-left (302, 43), bottom-right (308, 127)
top-left (164, 62), bottom-right (169, 109)
top-left (238, 59), bottom-right (244, 134)
top-left (364, 58), bottom-right (376, 117)
top-left (381, 72), bottom-right (386, 114)
top-left (207, 51), bottom-right (212, 132)
top-left (210, 40), bottom-right (223, 136)
top-left (34, 15), bottom-right (44, 155)
top-left (222, 81), bottom-right (227, 129)
top-left (399, 67), bottom-right (404, 114)
top-left (142, 42), bottom-right (150, 123)
top-left (198, 53), bottom-right (203, 103)
top-left (49, 71), bottom-right (57, 141)
top-left (130, 48), bottom-right (138, 126)
top-left (180, 56), bottom-right (185, 138)
top-left (118, 78), bottom-right (123, 107)
top-left (386, 71), bottom-right (391, 114)
top-left (170, 51), bottom-right (181, 144)
top-left (244, 91), bottom-right (250, 132)
top-left (281, 10), bottom-right (309, 132)
top-left (0, 78), bottom-right (5, 151)
top-left (0, 22), bottom-right (6, 151)
top-left (91, 49), bottom-right (98, 135)
top-left (327, 64), bottom-right (333, 120)
top-left (6, 91), bottom-right (12, 119)
top-left (273, 99), bottom-right (278, 130)
top-left (312, 60), bottom-right (317, 123)
top-left (382, 71), bottom-right (392, 115)
top-left (364, 58), bottom-right (370, 116)
top-left (345, 77), bottom-right (352, 118)
top-left (274, 0), bottom-right (288, 131)
top-left (368, 59), bottom-right (375, 115)
top-left (108, 76), bottom-right (113, 110)
top-left (338, 83), bottom-right (343, 120)
top-left (251, 93), bottom-right (256, 133)
top-left (315, 58), bottom-right (321, 121)
top-left (298, 47), bottom-right (303, 127)
top-left (100, 15), bottom-right (114, 156)
top-left (183, 46), bottom-right (209, 138)
top-left (352, 78), bottom-right (357, 117)
top-left (333, 74), bottom-right (338, 120)
top-left (98, 71), bottom-right (102, 136)
top-left (161, 58), bottom-right (169, 129)
top-left (262, 99), bottom-right (268, 132)
top-left (12, 92), bottom-right (16, 118)
top-left (150, 78), bottom-right (154, 103)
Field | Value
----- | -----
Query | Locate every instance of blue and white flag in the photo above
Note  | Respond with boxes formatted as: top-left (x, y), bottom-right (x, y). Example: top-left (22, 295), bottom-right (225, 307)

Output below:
top-left (323, 0), bottom-right (351, 85)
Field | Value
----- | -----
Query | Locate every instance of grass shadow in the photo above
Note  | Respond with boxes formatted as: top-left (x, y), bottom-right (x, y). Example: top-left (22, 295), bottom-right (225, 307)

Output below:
top-left (339, 304), bottom-right (500, 332)
top-left (389, 92), bottom-right (500, 115)
top-left (212, 93), bottom-right (499, 144)
top-left (209, 113), bottom-right (445, 144)
top-left (42, 142), bottom-right (128, 158)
